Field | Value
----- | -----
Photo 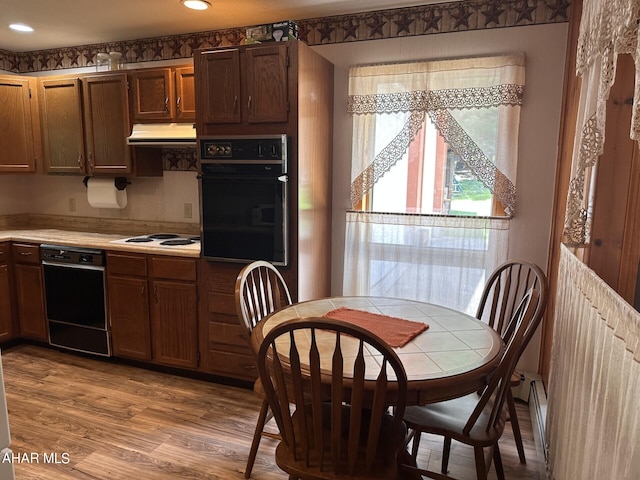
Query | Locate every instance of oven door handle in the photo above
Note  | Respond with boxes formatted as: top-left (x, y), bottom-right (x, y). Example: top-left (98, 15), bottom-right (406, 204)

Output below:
top-left (41, 260), bottom-right (105, 272)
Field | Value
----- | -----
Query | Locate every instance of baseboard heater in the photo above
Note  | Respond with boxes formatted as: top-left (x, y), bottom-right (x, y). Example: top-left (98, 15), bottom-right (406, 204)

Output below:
top-left (512, 372), bottom-right (548, 464)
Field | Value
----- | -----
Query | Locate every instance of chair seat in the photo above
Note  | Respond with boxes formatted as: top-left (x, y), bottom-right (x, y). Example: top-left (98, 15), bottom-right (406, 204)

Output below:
top-left (403, 393), bottom-right (506, 448)
top-left (275, 403), bottom-right (407, 480)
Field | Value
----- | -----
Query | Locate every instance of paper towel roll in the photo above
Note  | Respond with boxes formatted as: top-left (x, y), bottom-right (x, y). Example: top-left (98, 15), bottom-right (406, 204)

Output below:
top-left (86, 177), bottom-right (127, 209)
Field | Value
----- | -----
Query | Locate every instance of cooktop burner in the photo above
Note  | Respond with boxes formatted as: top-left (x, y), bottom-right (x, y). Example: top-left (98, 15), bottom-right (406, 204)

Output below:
top-left (125, 237), bottom-right (154, 243)
top-left (148, 233), bottom-right (180, 240)
top-left (160, 239), bottom-right (195, 246)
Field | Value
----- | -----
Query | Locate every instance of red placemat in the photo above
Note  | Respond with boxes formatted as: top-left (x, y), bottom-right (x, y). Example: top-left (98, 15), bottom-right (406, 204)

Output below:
top-left (322, 307), bottom-right (428, 348)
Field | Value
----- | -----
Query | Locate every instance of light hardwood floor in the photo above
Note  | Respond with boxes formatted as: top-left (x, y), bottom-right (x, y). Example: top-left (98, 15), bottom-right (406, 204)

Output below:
top-left (1, 345), bottom-right (543, 479)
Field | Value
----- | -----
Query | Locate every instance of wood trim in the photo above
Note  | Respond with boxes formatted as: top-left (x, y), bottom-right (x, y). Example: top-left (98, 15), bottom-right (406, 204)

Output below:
top-left (540, 0), bottom-right (583, 385)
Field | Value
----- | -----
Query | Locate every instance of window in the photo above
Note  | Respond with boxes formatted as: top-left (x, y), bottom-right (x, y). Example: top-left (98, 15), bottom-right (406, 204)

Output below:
top-left (344, 55), bottom-right (524, 313)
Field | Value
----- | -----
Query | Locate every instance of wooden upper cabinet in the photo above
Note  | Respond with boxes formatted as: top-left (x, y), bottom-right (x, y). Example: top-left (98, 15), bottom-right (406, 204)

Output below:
top-left (175, 66), bottom-right (196, 121)
top-left (195, 43), bottom-right (289, 127)
top-left (0, 76), bottom-right (39, 173)
top-left (245, 45), bottom-right (289, 124)
top-left (82, 74), bottom-right (132, 174)
top-left (197, 49), bottom-right (242, 124)
top-left (39, 77), bottom-right (86, 174)
top-left (130, 66), bottom-right (196, 123)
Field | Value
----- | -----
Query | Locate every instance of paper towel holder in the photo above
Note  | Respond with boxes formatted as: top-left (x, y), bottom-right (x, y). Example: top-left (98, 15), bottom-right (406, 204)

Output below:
top-left (82, 176), bottom-right (130, 191)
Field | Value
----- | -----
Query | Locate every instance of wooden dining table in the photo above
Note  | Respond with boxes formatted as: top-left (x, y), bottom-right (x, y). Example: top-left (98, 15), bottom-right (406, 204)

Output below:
top-left (251, 296), bottom-right (504, 406)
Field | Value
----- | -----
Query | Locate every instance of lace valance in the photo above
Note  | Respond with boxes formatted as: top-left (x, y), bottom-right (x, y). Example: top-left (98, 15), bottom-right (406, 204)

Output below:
top-left (348, 54), bottom-right (525, 215)
top-left (565, 0), bottom-right (640, 245)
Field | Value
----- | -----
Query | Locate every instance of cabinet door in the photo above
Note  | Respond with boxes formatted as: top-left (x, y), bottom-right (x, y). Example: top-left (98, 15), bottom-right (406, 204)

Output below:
top-left (151, 280), bottom-right (198, 368)
top-left (197, 49), bottom-right (241, 124)
top-left (131, 68), bottom-right (175, 122)
top-left (245, 45), bottom-right (289, 124)
top-left (0, 263), bottom-right (14, 342)
top-left (0, 76), bottom-right (38, 173)
top-left (39, 78), bottom-right (87, 174)
top-left (175, 66), bottom-right (196, 122)
top-left (82, 74), bottom-right (132, 174)
top-left (108, 275), bottom-right (151, 360)
top-left (14, 263), bottom-right (47, 341)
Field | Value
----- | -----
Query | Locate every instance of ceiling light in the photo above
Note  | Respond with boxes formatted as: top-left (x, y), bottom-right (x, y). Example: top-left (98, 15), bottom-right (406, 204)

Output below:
top-left (181, 0), bottom-right (211, 10)
top-left (9, 23), bottom-right (34, 33)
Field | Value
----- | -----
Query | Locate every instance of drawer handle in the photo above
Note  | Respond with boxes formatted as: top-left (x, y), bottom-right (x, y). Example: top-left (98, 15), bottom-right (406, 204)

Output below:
top-left (247, 95), bottom-right (252, 112)
top-left (176, 96), bottom-right (181, 113)
top-left (77, 154), bottom-right (83, 168)
top-left (87, 153), bottom-right (94, 169)
top-left (164, 97), bottom-right (169, 113)
top-left (233, 95), bottom-right (238, 112)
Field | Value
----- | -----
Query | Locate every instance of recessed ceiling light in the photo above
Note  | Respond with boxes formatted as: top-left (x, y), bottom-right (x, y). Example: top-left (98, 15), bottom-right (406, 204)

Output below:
top-left (180, 0), bottom-right (211, 10)
top-left (9, 23), bottom-right (34, 33)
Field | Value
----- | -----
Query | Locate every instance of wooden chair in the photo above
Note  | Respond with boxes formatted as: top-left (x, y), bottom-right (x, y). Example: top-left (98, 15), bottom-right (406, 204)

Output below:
top-left (235, 260), bottom-right (292, 479)
top-left (257, 317), bottom-right (409, 480)
top-left (400, 287), bottom-right (541, 480)
top-left (474, 260), bottom-right (548, 464)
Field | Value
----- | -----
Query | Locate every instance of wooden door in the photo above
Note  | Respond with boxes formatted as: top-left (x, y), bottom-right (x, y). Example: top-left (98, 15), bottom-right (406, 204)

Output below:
top-left (39, 77), bottom-right (87, 174)
top-left (82, 74), bottom-right (132, 174)
top-left (175, 66), bottom-right (196, 122)
top-left (0, 262), bottom-right (13, 342)
top-left (131, 68), bottom-right (175, 122)
top-left (108, 275), bottom-right (151, 360)
top-left (14, 263), bottom-right (47, 341)
top-left (151, 280), bottom-right (198, 368)
top-left (0, 76), bottom-right (38, 173)
top-left (245, 44), bottom-right (289, 124)
top-left (196, 49), bottom-right (241, 124)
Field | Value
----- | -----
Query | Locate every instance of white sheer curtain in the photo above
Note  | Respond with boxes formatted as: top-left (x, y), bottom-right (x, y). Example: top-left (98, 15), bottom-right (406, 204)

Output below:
top-left (344, 55), bottom-right (524, 311)
top-left (546, 244), bottom-right (640, 479)
top-left (343, 211), bottom-right (510, 314)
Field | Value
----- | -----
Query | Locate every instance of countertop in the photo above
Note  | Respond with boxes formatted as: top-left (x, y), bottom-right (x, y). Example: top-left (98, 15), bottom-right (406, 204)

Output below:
top-left (0, 229), bottom-right (201, 258)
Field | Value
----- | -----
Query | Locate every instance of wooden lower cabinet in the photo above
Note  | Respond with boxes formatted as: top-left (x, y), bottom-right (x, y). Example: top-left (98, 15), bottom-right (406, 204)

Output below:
top-left (150, 279), bottom-right (198, 369)
top-left (13, 244), bottom-right (47, 341)
top-left (199, 260), bottom-right (260, 381)
top-left (107, 252), bottom-right (199, 369)
top-left (0, 243), bottom-right (14, 341)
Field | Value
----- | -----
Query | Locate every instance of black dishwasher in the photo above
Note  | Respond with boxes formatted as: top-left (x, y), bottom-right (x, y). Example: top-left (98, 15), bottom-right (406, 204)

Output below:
top-left (40, 245), bottom-right (110, 356)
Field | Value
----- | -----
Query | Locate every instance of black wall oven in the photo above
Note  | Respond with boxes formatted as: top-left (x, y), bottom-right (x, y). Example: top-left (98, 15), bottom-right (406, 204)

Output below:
top-left (40, 245), bottom-right (110, 356)
top-left (199, 135), bottom-right (288, 266)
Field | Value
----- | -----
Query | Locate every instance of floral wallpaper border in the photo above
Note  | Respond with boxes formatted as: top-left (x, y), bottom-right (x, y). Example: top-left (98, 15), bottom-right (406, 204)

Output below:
top-left (0, 0), bottom-right (570, 74)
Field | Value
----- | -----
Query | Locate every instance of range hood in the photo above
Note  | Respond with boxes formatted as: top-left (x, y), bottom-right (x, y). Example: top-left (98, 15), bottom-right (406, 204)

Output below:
top-left (127, 123), bottom-right (196, 146)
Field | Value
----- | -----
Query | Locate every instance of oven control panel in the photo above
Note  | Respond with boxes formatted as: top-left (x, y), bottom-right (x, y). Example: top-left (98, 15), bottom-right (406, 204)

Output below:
top-left (199, 135), bottom-right (287, 162)
top-left (40, 244), bottom-right (105, 266)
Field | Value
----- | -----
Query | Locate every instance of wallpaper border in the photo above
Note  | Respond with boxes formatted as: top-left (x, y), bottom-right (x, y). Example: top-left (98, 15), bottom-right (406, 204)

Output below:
top-left (0, 0), bottom-right (570, 74)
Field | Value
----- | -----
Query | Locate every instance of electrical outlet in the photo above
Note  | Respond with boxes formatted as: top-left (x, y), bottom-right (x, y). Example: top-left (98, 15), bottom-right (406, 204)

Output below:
top-left (184, 203), bottom-right (192, 219)
top-left (68, 197), bottom-right (76, 212)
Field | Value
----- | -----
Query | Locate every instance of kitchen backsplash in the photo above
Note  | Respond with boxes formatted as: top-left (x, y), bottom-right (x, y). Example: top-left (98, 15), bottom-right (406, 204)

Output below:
top-left (0, 171), bottom-right (200, 224)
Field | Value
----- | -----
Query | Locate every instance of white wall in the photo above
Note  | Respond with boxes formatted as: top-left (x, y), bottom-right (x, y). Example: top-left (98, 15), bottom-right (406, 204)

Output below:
top-left (313, 22), bottom-right (568, 372)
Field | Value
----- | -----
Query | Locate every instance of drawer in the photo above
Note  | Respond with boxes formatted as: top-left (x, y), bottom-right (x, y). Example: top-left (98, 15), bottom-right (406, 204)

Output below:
top-left (107, 252), bottom-right (147, 276)
top-left (208, 320), bottom-right (249, 349)
top-left (206, 350), bottom-right (257, 381)
top-left (12, 243), bottom-right (39, 264)
top-left (208, 292), bottom-right (236, 316)
top-left (150, 256), bottom-right (196, 281)
top-left (0, 243), bottom-right (8, 263)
